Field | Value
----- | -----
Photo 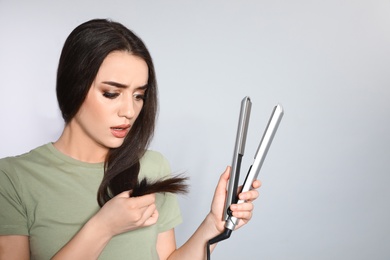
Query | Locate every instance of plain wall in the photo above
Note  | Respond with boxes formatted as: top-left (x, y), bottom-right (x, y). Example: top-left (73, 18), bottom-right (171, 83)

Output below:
top-left (1, 1), bottom-right (389, 259)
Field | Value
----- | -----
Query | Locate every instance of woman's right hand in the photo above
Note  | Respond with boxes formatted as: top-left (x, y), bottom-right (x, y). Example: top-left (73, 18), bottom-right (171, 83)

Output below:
top-left (93, 191), bottom-right (159, 238)
top-left (52, 191), bottom-right (158, 259)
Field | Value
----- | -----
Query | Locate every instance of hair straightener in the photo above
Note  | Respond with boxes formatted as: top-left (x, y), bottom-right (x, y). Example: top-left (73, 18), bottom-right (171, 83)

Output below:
top-left (206, 96), bottom-right (284, 259)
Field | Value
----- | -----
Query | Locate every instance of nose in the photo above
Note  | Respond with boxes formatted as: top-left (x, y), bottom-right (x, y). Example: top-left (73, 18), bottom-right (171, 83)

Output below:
top-left (118, 95), bottom-right (135, 119)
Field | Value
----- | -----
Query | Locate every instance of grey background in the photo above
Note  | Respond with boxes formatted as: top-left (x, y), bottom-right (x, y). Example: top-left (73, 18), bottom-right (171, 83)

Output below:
top-left (1, 1), bottom-right (389, 259)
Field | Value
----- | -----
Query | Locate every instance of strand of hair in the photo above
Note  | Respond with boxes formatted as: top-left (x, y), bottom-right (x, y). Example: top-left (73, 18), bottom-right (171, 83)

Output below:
top-left (130, 176), bottom-right (189, 197)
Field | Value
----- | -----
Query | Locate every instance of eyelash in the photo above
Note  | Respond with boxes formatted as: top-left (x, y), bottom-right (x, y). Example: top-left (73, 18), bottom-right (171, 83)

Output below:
top-left (102, 92), bottom-right (146, 101)
top-left (103, 92), bottom-right (120, 99)
top-left (134, 93), bottom-right (146, 101)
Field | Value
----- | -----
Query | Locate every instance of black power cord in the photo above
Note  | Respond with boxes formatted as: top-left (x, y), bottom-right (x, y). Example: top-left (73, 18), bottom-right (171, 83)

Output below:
top-left (206, 228), bottom-right (232, 260)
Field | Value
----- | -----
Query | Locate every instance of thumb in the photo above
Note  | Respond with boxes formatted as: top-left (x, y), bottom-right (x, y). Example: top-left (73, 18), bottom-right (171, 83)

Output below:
top-left (116, 190), bottom-right (132, 198)
top-left (215, 166), bottom-right (230, 196)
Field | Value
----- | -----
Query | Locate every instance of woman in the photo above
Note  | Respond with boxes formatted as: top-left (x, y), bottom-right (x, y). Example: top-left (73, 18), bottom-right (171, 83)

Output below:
top-left (0, 19), bottom-right (260, 259)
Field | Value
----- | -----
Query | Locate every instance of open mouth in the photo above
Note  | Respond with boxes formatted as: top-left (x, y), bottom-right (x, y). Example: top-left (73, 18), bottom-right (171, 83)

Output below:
top-left (110, 124), bottom-right (131, 138)
top-left (111, 127), bottom-right (127, 130)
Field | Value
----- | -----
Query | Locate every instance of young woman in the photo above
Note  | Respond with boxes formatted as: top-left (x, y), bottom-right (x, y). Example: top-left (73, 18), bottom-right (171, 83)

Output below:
top-left (0, 19), bottom-right (260, 259)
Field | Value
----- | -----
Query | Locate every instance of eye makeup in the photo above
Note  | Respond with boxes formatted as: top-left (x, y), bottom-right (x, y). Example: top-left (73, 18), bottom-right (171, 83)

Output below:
top-left (102, 91), bottom-right (120, 99)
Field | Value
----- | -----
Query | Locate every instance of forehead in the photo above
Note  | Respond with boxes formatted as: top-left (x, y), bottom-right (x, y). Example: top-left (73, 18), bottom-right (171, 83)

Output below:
top-left (96, 51), bottom-right (149, 85)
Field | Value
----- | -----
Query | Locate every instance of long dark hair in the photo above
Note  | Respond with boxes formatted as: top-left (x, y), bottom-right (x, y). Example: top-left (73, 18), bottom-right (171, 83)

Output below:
top-left (56, 19), bottom-right (187, 206)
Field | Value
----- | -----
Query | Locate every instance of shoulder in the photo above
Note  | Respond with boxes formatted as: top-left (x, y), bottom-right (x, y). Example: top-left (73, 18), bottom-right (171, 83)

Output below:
top-left (0, 144), bottom-right (50, 170)
top-left (0, 157), bottom-right (15, 181)
top-left (140, 150), bottom-right (170, 169)
top-left (0, 152), bottom-right (27, 175)
top-left (0, 144), bottom-right (52, 181)
top-left (141, 150), bottom-right (167, 163)
top-left (139, 150), bottom-right (171, 179)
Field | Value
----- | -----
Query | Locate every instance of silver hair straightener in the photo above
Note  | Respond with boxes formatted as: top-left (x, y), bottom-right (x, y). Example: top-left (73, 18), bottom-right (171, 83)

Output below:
top-left (207, 96), bottom-right (284, 259)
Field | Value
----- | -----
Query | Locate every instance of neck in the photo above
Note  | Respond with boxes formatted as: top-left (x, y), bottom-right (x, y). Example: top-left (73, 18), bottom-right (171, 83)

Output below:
top-left (53, 122), bottom-right (108, 163)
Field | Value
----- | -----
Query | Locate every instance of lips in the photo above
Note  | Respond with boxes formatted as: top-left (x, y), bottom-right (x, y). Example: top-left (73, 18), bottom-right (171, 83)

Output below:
top-left (110, 124), bottom-right (131, 138)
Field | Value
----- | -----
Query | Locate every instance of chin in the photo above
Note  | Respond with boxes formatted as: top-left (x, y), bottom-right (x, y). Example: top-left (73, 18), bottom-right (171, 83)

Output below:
top-left (104, 139), bottom-right (126, 149)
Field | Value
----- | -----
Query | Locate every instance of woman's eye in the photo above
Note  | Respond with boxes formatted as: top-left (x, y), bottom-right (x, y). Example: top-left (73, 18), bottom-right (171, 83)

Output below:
top-left (103, 92), bottom-right (119, 99)
top-left (134, 93), bottom-right (145, 101)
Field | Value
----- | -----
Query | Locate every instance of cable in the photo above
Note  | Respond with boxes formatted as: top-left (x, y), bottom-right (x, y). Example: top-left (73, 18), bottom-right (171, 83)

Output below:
top-left (206, 228), bottom-right (232, 260)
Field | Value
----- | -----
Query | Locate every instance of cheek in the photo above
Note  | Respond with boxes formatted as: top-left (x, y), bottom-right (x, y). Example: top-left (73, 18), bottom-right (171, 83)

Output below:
top-left (84, 104), bottom-right (105, 123)
top-left (76, 108), bottom-right (99, 130)
top-left (79, 97), bottom-right (110, 126)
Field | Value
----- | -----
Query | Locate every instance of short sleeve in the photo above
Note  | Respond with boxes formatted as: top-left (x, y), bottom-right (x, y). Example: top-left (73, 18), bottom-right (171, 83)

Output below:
top-left (157, 192), bottom-right (182, 233)
top-left (139, 151), bottom-right (183, 233)
top-left (0, 160), bottom-right (29, 235)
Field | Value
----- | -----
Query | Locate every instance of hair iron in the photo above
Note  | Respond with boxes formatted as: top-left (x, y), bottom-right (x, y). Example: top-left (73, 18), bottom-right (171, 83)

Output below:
top-left (207, 96), bottom-right (284, 259)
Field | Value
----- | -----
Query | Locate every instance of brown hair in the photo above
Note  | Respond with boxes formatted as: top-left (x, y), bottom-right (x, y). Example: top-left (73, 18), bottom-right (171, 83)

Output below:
top-left (56, 19), bottom-right (187, 206)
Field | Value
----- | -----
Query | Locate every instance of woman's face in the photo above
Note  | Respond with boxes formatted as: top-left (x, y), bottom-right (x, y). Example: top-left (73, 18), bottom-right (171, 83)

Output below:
top-left (72, 51), bottom-right (149, 150)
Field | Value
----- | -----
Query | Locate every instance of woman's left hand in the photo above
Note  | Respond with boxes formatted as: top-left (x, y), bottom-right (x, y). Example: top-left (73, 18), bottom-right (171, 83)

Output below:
top-left (163, 166), bottom-right (261, 259)
top-left (209, 166), bottom-right (261, 233)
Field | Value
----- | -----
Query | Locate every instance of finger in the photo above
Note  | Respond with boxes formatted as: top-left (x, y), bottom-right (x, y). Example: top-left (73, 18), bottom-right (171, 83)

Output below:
top-left (231, 210), bottom-right (253, 220)
top-left (116, 190), bottom-right (133, 198)
top-left (252, 180), bottom-right (262, 189)
top-left (237, 180), bottom-right (261, 195)
top-left (116, 190), bottom-right (156, 202)
top-left (230, 202), bottom-right (254, 212)
top-left (143, 209), bottom-right (159, 226)
top-left (215, 166), bottom-right (230, 195)
top-left (238, 189), bottom-right (259, 201)
top-left (220, 166), bottom-right (230, 184)
top-left (140, 204), bottom-right (158, 226)
top-left (128, 193), bottom-right (156, 208)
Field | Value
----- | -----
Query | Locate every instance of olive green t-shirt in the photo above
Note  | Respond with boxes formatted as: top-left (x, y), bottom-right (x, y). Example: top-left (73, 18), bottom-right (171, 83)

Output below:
top-left (0, 143), bottom-right (182, 259)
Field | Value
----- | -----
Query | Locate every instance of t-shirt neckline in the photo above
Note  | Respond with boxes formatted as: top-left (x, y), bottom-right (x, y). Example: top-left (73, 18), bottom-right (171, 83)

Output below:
top-left (45, 143), bottom-right (104, 169)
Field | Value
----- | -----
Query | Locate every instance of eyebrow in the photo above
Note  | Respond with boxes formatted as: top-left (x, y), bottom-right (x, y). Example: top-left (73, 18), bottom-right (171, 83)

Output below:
top-left (102, 81), bottom-right (148, 90)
